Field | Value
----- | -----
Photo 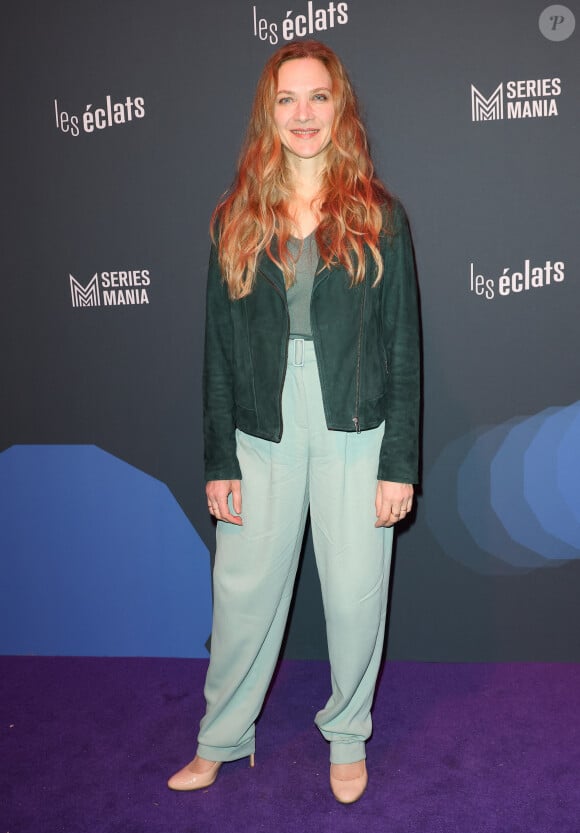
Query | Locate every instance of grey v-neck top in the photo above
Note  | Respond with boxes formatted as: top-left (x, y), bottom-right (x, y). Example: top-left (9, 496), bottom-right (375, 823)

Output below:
top-left (286, 231), bottom-right (319, 339)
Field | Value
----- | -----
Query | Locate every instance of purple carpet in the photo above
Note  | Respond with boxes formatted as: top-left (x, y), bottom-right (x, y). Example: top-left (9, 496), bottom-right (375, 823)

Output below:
top-left (2, 657), bottom-right (579, 833)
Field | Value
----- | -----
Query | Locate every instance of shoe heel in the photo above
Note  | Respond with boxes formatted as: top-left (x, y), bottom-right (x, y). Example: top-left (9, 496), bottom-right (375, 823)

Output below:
top-left (249, 753), bottom-right (255, 768)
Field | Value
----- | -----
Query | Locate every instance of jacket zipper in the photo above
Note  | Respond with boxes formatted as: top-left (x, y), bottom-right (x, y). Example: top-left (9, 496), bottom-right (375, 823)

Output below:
top-left (353, 282), bottom-right (367, 434)
top-left (257, 268), bottom-right (289, 440)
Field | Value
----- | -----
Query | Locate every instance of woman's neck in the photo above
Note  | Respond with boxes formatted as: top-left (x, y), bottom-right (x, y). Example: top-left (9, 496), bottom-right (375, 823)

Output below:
top-left (285, 153), bottom-right (326, 238)
top-left (286, 151), bottom-right (326, 195)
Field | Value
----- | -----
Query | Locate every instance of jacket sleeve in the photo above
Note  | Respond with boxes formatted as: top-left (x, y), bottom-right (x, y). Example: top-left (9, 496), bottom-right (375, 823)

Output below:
top-left (202, 243), bottom-right (242, 482)
top-left (378, 199), bottom-right (421, 484)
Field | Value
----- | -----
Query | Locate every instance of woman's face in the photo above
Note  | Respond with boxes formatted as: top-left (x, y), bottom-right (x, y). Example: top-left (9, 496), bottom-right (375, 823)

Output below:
top-left (273, 58), bottom-right (335, 161)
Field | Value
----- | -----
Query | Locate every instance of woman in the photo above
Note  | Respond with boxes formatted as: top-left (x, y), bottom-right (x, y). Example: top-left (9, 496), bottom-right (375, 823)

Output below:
top-left (168, 39), bottom-right (420, 804)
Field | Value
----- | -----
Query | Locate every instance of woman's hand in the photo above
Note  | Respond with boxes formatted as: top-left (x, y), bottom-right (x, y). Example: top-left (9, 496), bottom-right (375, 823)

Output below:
top-left (375, 481), bottom-right (414, 528)
top-left (206, 480), bottom-right (243, 525)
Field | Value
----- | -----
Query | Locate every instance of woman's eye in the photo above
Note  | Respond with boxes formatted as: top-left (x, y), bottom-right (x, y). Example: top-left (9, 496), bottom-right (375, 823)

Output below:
top-left (313, 93), bottom-right (328, 101)
top-left (277, 97), bottom-right (293, 105)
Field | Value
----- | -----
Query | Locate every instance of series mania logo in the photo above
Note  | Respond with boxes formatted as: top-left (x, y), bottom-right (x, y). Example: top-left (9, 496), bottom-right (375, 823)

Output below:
top-left (69, 270), bottom-right (151, 307)
top-left (471, 77), bottom-right (561, 121)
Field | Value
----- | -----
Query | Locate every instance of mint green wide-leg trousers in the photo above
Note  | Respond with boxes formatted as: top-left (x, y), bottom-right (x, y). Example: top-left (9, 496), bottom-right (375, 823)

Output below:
top-left (197, 339), bottom-right (393, 765)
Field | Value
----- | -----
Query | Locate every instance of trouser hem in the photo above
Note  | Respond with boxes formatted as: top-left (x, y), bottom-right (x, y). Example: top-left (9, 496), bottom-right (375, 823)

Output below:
top-left (196, 739), bottom-right (255, 763)
top-left (329, 740), bottom-right (366, 764)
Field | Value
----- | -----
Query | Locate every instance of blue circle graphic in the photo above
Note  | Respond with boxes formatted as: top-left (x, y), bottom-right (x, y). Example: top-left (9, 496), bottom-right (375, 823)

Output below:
top-left (425, 402), bottom-right (580, 574)
top-left (524, 402), bottom-right (580, 550)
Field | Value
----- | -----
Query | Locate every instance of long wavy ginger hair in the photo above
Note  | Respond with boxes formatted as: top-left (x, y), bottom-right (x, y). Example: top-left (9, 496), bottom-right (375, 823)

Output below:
top-left (211, 40), bottom-right (392, 299)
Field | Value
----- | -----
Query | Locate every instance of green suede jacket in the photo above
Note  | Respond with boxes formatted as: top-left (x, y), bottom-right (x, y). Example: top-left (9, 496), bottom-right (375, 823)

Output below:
top-left (203, 199), bottom-right (421, 484)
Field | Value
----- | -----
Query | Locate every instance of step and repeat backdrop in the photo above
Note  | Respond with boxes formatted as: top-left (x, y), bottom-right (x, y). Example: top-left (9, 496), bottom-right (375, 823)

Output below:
top-left (1, 0), bottom-right (578, 660)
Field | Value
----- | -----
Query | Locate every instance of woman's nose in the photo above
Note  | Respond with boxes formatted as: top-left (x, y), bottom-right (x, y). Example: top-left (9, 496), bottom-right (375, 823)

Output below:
top-left (295, 98), bottom-right (313, 120)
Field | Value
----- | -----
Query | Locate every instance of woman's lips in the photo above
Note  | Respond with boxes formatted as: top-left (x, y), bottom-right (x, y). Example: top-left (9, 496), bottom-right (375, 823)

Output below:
top-left (290, 129), bottom-right (319, 137)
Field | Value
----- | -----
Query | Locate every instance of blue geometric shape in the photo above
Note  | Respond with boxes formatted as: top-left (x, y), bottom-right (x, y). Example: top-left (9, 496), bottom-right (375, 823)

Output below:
top-left (491, 408), bottom-right (577, 562)
top-left (426, 401), bottom-right (580, 575)
top-left (457, 417), bottom-right (549, 570)
top-left (558, 405), bottom-right (580, 525)
top-left (425, 427), bottom-right (524, 575)
top-left (524, 402), bottom-right (580, 550)
top-left (0, 445), bottom-right (212, 657)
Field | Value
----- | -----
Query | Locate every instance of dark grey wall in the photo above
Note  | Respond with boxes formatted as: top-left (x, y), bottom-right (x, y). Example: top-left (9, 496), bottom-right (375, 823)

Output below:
top-left (1, 0), bottom-right (579, 660)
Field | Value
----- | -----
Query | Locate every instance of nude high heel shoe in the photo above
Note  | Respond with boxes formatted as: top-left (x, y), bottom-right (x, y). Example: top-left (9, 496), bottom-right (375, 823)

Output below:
top-left (329, 760), bottom-right (368, 804)
top-left (167, 753), bottom-right (255, 791)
